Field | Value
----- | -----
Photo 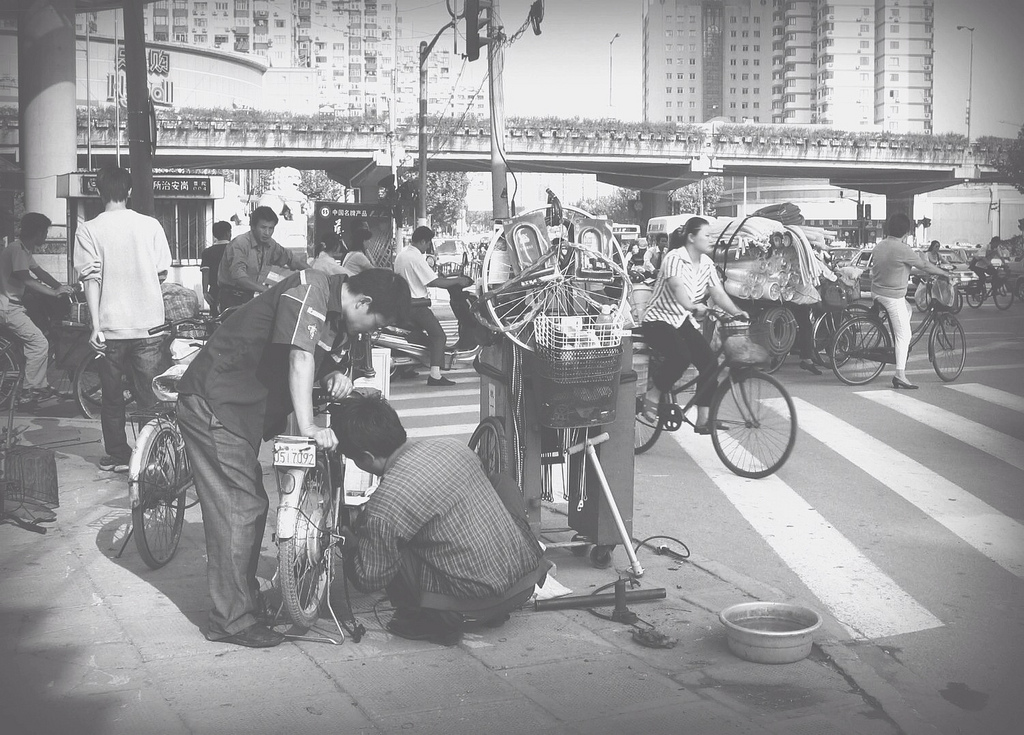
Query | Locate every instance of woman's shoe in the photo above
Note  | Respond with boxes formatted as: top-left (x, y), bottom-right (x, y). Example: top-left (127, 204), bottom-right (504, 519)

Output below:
top-left (693, 420), bottom-right (727, 435)
top-left (638, 396), bottom-right (660, 424)
top-left (892, 376), bottom-right (919, 390)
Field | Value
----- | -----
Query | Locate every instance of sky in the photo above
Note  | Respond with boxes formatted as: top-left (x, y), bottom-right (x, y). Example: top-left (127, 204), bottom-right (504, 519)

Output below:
top-left (400, 0), bottom-right (1024, 139)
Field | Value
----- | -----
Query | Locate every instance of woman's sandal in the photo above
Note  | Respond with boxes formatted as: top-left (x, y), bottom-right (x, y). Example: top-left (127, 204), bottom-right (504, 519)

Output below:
top-left (638, 397), bottom-right (660, 424)
top-left (693, 421), bottom-right (727, 435)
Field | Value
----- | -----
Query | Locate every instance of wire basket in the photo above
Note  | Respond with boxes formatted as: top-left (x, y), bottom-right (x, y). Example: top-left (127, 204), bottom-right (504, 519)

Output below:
top-left (534, 314), bottom-right (626, 351)
top-left (529, 344), bottom-right (623, 429)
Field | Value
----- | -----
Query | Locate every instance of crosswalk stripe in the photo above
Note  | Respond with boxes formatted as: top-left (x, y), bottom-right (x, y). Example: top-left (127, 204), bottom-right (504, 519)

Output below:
top-left (793, 398), bottom-right (1024, 580)
top-left (397, 404), bottom-right (479, 419)
top-left (668, 428), bottom-right (943, 639)
top-left (407, 423), bottom-right (478, 438)
top-left (856, 391), bottom-right (1024, 472)
top-left (944, 383), bottom-right (1024, 413)
top-left (389, 388), bottom-right (479, 402)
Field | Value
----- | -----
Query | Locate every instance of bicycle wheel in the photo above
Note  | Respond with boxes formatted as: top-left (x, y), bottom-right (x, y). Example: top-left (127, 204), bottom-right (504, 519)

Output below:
top-left (74, 352), bottom-right (104, 419)
top-left (130, 420), bottom-right (189, 569)
top-left (0, 337), bottom-right (22, 410)
top-left (279, 452), bottom-right (333, 628)
top-left (74, 351), bottom-right (136, 419)
top-left (965, 288), bottom-right (983, 309)
top-left (634, 393), bottom-right (664, 455)
top-left (469, 416), bottom-right (507, 476)
top-left (829, 315), bottom-right (890, 386)
top-left (709, 369), bottom-right (797, 479)
top-left (811, 310), bottom-right (844, 367)
top-left (929, 313), bottom-right (966, 382)
top-left (993, 281), bottom-right (1014, 310)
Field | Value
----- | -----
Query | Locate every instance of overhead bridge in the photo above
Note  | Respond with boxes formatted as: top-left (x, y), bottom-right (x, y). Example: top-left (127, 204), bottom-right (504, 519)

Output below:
top-left (0, 117), bottom-right (1008, 199)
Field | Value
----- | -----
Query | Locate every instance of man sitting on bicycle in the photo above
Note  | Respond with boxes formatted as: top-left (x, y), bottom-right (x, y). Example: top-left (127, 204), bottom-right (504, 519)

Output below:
top-left (176, 268), bottom-right (411, 648)
top-left (640, 217), bottom-right (748, 434)
top-left (870, 213), bottom-right (950, 390)
top-left (333, 393), bottom-right (551, 647)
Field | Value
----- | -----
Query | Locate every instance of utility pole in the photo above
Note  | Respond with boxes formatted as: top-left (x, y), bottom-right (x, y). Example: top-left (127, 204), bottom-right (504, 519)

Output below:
top-left (123, 0), bottom-right (154, 216)
top-left (489, 0), bottom-right (509, 221)
top-left (417, 18), bottom-right (456, 226)
top-left (608, 33), bottom-right (619, 108)
top-left (957, 26), bottom-right (974, 144)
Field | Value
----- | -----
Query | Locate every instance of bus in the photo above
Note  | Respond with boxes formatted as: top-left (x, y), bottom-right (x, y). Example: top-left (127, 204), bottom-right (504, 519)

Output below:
top-left (612, 223), bottom-right (641, 248)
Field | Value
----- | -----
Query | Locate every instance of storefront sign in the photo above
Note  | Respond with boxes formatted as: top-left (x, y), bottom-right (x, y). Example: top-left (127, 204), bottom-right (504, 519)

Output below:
top-left (81, 175), bottom-right (212, 198)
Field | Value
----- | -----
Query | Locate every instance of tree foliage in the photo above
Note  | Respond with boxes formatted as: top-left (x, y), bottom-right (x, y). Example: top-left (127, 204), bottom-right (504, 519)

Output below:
top-left (426, 171), bottom-right (469, 233)
top-left (671, 177), bottom-right (724, 216)
top-left (298, 170), bottom-right (347, 202)
top-left (571, 188), bottom-right (641, 223)
top-left (996, 124), bottom-right (1024, 195)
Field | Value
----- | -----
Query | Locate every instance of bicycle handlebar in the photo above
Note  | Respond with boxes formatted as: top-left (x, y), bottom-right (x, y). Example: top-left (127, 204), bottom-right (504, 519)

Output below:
top-left (148, 316), bottom-right (220, 337)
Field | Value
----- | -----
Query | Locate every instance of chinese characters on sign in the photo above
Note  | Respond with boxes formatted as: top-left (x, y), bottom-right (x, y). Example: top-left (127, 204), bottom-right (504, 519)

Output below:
top-left (107, 47), bottom-right (174, 106)
top-left (82, 176), bottom-right (212, 198)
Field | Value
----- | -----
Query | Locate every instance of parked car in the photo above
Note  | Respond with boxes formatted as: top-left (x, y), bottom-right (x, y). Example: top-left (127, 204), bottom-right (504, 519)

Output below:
top-left (852, 247), bottom-right (976, 297)
top-left (825, 247), bottom-right (861, 268)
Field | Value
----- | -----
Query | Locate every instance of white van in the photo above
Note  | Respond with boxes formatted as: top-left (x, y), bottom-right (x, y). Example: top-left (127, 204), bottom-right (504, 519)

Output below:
top-left (645, 213), bottom-right (710, 249)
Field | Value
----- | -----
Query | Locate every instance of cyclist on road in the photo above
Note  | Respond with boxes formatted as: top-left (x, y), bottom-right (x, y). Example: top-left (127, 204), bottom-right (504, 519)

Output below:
top-left (870, 213), bottom-right (949, 390)
top-left (176, 268), bottom-right (411, 649)
top-left (640, 217), bottom-right (748, 434)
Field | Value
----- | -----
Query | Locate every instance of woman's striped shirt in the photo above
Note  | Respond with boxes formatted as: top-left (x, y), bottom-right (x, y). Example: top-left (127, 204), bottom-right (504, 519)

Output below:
top-left (641, 248), bottom-right (721, 329)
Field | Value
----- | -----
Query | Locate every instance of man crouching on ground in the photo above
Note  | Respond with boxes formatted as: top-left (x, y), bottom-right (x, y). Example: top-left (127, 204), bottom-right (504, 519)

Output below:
top-left (177, 268), bottom-right (410, 648)
top-left (332, 393), bottom-right (551, 646)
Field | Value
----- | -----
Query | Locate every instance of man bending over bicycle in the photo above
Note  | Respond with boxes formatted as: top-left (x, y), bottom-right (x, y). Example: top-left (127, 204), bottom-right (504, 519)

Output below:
top-left (176, 268), bottom-right (411, 648)
top-left (332, 392), bottom-right (551, 647)
top-left (640, 217), bottom-right (748, 434)
top-left (870, 213), bottom-right (950, 390)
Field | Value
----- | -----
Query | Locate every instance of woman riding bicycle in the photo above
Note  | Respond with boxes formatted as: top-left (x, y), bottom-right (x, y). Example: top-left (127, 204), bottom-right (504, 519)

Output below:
top-left (870, 213), bottom-right (950, 390)
top-left (640, 217), bottom-right (748, 434)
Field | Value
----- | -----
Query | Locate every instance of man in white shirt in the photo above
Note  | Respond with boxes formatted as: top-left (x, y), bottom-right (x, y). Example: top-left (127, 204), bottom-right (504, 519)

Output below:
top-left (392, 226), bottom-right (472, 386)
top-left (74, 166), bottom-right (171, 473)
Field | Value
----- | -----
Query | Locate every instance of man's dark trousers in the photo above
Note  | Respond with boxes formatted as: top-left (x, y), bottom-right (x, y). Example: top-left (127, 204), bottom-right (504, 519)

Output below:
top-left (98, 336), bottom-right (167, 462)
top-left (177, 393), bottom-right (268, 637)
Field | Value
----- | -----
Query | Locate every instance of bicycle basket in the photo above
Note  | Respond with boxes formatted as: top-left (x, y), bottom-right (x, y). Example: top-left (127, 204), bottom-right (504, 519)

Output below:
top-left (529, 345), bottom-right (622, 429)
top-left (929, 279), bottom-right (956, 310)
top-left (820, 280), bottom-right (854, 311)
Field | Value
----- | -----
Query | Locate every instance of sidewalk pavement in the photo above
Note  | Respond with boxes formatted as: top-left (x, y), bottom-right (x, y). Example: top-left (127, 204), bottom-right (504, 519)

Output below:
top-left (0, 408), bottom-right (935, 735)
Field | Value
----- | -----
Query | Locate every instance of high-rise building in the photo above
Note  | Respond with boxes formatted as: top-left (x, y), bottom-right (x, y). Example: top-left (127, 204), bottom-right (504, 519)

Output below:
top-left (79, 0), bottom-right (485, 120)
top-left (642, 0), bottom-right (934, 133)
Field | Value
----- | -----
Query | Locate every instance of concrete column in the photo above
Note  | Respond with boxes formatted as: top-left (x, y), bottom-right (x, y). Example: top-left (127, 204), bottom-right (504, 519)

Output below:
top-left (18, 0), bottom-right (77, 237)
top-left (885, 193), bottom-right (915, 222)
top-left (639, 191), bottom-right (671, 231)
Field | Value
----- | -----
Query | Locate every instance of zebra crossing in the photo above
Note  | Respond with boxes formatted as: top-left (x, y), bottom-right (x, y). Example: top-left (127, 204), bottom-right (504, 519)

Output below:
top-left (387, 369), bottom-right (1024, 643)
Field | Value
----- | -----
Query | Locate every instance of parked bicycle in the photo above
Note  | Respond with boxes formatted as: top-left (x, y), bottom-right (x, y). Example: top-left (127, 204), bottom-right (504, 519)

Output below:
top-left (118, 316), bottom-right (217, 569)
top-left (962, 266), bottom-right (1014, 310)
top-left (633, 309), bottom-right (797, 479)
top-left (828, 277), bottom-right (966, 386)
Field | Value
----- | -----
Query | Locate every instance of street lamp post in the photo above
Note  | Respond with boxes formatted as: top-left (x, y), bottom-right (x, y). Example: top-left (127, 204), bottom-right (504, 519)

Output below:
top-left (957, 25), bottom-right (975, 143)
top-left (609, 33), bottom-right (620, 108)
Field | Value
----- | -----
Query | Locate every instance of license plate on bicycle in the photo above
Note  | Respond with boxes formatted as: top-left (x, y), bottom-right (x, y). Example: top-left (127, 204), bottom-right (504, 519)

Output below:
top-left (273, 437), bottom-right (316, 468)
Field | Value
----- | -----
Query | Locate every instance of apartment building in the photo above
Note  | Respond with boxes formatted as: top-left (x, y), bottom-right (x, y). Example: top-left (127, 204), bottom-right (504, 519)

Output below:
top-left (643, 0), bottom-right (934, 133)
top-left (77, 0), bottom-right (484, 120)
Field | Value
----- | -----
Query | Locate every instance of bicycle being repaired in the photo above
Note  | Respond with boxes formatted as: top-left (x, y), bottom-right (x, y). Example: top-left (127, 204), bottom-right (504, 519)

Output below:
top-left (174, 267), bottom-right (411, 649)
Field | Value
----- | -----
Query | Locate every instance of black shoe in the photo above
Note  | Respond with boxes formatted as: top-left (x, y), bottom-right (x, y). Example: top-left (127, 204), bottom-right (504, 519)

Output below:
top-left (205, 623), bottom-right (285, 648)
top-left (387, 609), bottom-right (462, 646)
top-left (799, 360), bottom-right (822, 376)
top-left (892, 376), bottom-right (919, 390)
top-left (426, 376), bottom-right (456, 387)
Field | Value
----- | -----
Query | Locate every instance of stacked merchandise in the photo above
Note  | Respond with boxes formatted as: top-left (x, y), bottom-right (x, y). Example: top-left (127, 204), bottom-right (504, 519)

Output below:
top-left (708, 215), bottom-right (831, 305)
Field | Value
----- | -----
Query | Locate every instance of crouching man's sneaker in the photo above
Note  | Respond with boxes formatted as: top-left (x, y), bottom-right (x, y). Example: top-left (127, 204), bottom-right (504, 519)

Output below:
top-left (387, 608), bottom-right (462, 646)
top-left (99, 455), bottom-right (130, 473)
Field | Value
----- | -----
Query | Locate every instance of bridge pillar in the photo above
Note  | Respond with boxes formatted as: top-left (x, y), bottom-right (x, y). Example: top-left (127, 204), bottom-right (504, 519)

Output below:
top-left (18, 0), bottom-right (77, 239)
top-left (884, 192), bottom-right (915, 222)
top-left (639, 191), bottom-right (671, 231)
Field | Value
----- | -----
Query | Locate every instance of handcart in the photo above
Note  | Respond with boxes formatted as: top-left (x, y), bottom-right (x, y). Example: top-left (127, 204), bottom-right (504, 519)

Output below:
top-left (471, 202), bottom-right (645, 575)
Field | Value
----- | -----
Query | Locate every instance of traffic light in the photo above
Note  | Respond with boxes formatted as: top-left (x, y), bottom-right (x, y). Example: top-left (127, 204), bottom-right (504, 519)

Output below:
top-left (464, 0), bottom-right (491, 62)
